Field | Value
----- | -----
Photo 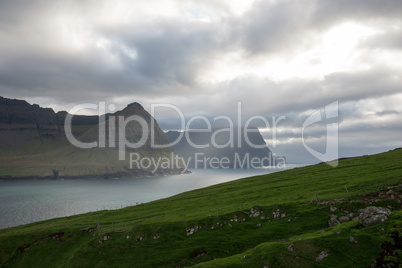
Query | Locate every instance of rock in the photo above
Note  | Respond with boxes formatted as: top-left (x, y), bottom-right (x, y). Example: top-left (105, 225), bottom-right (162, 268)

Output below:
top-left (348, 213), bottom-right (354, 219)
top-left (153, 233), bottom-right (160, 240)
top-left (352, 217), bottom-right (359, 221)
top-left (339, 216), bottom-right (349, 223)
top-left (190, 248), bottom-right (207, 258)
top-left (358, 206), bottom-right (392, 227)
top-left (257, 223), bottom-right (261, 227)
top-left (287, 244), bottom-right (294, 252)
top-left (281, 213), bottom-right (286, 218)
top-left (328, 215), bottom-right (340, 227)
top-left (330, 206), bottom-right (337, 212)
top-left (386, 190), bottom-right (394, 195)
top-left (336, 230), bottom-right (341, 236)
top-left (349, 236), bottom-right (358, 243)
top-left (316, 251), bottom-right (329, 262)
top-left (126, 235), bottom-right (130, 239)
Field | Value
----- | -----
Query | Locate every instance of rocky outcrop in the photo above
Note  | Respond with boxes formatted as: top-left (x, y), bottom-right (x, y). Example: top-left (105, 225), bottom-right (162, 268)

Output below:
top-left (358, 206), bottom-right (391, 227)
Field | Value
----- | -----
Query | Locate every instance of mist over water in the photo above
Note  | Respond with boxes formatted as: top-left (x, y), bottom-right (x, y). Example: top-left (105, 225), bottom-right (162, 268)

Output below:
top-left (0, 166), bottom-right (304, 229)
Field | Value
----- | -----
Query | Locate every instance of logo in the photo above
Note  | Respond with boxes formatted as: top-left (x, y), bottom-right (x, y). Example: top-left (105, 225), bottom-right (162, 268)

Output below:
top-left (302, 101), bottom-right (339, 167)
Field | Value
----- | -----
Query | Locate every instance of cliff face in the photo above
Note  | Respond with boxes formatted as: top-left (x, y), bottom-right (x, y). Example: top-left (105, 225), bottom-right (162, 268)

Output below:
top-left (166, 127), bottom-right (276, 168)
top-left (0, 96), bottom-right (184, 179)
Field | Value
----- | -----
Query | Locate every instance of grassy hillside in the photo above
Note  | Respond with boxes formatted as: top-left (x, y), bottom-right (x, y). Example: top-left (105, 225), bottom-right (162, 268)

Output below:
top-left (0, 149), bottom-right (401, 267)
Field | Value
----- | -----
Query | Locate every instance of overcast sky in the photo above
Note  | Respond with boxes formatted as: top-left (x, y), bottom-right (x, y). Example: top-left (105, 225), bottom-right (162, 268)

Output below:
top-left (1, 0), bottom-right (402, 164)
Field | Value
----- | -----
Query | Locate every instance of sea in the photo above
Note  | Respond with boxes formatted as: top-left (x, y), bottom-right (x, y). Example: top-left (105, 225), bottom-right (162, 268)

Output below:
top-left (0, 165), bottom-right (305, 229)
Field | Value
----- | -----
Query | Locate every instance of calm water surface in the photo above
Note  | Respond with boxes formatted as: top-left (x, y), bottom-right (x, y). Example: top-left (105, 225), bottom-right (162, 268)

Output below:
top-left (0, 166), bottom-right (303, 229)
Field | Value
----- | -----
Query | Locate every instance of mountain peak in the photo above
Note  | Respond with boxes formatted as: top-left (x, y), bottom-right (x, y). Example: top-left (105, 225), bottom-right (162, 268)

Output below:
top-left (126, 102), bottom-right (144, 109)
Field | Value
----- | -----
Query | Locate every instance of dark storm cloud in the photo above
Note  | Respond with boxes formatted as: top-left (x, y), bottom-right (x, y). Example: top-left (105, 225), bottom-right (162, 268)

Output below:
top-left (233, 0), bottom-right (317, 56)
top-left (1, 0), bottom-right (402, 104)
top-left (109, 18), bottom-right (222, 87)
top-left (0, 0), bottom-right (227, 103)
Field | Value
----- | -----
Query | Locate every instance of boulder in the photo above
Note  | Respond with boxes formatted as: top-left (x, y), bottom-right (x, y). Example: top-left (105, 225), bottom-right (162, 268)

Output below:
top-left (328, 215), bottom-right (340, 227)
top-left (339, 216), bottom-right (349, 223)
top-left (358, 206), bottom-right (391, 227)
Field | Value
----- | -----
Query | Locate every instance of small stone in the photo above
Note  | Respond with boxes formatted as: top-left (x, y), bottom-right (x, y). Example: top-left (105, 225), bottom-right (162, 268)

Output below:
top-left (348, 213), bottom-right (354, 219)
top-left (336, 230), bottom-right (341, 236)
top-left (257, 223), bottom-right (261, 227)
top-left (330, 206), bottom-right (337, 212)
top-left (287, 244), bottom-right (294, 252)
top-left (243, 255), bottom-right (247, 259)
top-left (339, 216), bottom-right (350, 223)
top-left (316, 251), bottom-right (329, 262)
top-left (386, 189), bottom-right (394, 195)
top-left (349, 236), bottom-right (358, 243)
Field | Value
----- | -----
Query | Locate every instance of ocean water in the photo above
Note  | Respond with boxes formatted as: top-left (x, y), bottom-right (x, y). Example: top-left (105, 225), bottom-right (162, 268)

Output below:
top-left (0, 166), bottom-right (303, 229)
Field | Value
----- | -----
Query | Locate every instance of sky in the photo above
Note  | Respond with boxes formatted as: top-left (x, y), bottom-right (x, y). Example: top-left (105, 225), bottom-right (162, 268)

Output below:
top-left (1, 0), bottom-right (402, 164)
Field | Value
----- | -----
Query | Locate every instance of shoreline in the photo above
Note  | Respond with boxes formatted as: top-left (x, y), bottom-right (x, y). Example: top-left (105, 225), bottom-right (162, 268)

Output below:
top-left (0, 168), bottom-right (191, 181)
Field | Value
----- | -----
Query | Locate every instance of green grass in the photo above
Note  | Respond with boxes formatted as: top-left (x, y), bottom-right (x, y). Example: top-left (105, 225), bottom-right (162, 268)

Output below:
top-left (0, 148), bottom-right (401, 267)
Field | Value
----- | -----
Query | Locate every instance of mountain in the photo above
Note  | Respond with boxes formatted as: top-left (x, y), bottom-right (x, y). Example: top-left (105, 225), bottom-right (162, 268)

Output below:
top-left (166, 127), bottom-right (279, 168)
top-left (0, 96), bottom-right (185, 179)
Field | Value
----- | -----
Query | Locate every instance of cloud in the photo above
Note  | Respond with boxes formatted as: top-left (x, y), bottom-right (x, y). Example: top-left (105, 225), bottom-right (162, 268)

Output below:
top-left (0, 0), bottom-right (401, 163)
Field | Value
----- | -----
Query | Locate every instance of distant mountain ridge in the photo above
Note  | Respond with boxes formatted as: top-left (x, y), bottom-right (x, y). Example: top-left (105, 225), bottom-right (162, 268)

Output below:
top-left (0, 96), bottom-right (185, 179)
top-left (166, 127), bottom-right (278, 169)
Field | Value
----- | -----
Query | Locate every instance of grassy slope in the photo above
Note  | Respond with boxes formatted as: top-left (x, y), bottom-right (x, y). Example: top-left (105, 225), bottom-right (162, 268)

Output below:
top-left (0, 149), bottom-right (401, 267)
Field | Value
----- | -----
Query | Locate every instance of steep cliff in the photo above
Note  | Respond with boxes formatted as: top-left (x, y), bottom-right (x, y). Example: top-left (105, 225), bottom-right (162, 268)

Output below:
top-left (0, 96), bottom-right (185, 179)
top-left (166, 127), bottom-right (276, 168)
